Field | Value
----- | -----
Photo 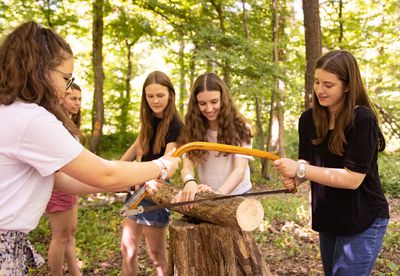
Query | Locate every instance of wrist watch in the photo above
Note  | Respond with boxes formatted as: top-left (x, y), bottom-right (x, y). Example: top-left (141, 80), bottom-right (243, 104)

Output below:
top-left (296, 160), bottom-right (307, 180)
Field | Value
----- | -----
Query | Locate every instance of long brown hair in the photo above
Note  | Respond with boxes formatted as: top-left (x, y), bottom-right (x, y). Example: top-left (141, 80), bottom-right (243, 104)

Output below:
top-left (180, 73), bottom-right (252, 162)
top-left (312, 50), bottom-right (385, 155)
top-left (138, 71), bottom-right (183, 156)
top-left (69, 83), bottom-right (82, 128)
top-left (0, 21), bottom-right (78, 136)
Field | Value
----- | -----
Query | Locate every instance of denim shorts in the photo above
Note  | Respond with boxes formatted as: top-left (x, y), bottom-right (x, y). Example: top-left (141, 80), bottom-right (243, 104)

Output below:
top-left (124, 195), bottom-right (170, 228)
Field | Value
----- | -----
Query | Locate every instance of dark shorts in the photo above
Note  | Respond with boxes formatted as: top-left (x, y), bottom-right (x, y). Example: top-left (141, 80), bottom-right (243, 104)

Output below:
top-left (124, 195), bottom-right (170, 228)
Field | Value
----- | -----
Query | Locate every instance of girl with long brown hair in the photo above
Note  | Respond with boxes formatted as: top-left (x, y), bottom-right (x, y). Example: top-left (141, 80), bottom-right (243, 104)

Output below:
top-left (120, 71), bottom-right (183, 276)
top-left (274, 50), bottom-right (389, 275)
top-left (0, 21), bottom-right (180, 274)
top-left (178, 73), bottom-right (253, 202)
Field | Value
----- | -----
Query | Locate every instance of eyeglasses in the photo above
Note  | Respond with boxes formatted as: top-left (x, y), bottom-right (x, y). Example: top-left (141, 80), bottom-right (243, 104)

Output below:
top-left (54, 69), bottom-right (75, 90)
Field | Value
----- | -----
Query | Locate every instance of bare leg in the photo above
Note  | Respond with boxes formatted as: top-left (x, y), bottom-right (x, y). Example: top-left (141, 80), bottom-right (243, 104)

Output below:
top-left (143, 225), bottom-right (168, 276)
top-left (121, 219), bottom-right (143, 276)
top-left (48, 205), bottom-right (81, 276)
top-left (63, 204), bottom-right (81, 276)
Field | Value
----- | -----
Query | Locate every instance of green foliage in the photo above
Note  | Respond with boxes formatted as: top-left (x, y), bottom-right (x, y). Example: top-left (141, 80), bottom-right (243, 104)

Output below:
top-left (384, 222), bottom-right (400, 252)
top-left (376, 220), bottom-right (400, 276)
top-left (378, 151), bottom-right (400, 198)
top-left (271, 231), bottom-right (302, 257)
top-left (75, 202), bottom-right (122, 272)
top-left (98, 132), bottom-right (138, 159)
top-left (261, 194), bottom-right (309, 225)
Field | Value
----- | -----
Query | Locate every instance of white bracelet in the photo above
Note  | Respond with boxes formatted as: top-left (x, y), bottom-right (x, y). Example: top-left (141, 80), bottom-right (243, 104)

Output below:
top-left (152, 159), bottom-right (167, 180)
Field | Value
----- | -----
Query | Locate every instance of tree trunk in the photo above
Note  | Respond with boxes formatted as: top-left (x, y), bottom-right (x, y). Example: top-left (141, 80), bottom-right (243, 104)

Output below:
top-left (120, 40), bottom-right (133, 134)
top-left (147, 185), bottom-right (264, 231)
top-left (272, 0), bottom-right (286, 158)
top-left (210, 0), bottom-right (231, 88)
top-left (338, 0), bottom-right (344, 47)
top-left (168, 220), bottom-right (272, 276)
top-left (302, 0), bottom-right (322, 110)
top-left (90, 0), bottom-right (105, 153)
top-left (255, 95), bottom-right (269, 178)
top-left (178, 37), bottom-right (186, 114)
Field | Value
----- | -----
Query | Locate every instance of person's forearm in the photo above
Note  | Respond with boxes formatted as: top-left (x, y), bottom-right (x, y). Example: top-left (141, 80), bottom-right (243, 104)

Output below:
top-left (60, 149), bottom-right (163, 191)
top-left (218, 158), bottom-right (248, 194)
top-left (218, 168), bottom-right (245, 194)
top-left (54, 172), bottom-right (106, 194)
top-left (273, 158), bottom-right (365, 190)
top-left (304, 164), bottom-right (365, 190)
top-left (120, 139), bottom-right (138, 161)
top-left (181, 158), bottom-right (196, 183)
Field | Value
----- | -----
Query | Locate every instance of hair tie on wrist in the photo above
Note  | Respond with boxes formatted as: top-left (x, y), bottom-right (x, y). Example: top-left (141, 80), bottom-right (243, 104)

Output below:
top-left (183, 179), bottom-right (197, 186)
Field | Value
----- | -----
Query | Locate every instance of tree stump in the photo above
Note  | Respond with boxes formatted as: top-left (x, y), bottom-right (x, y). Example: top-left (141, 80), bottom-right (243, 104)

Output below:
top-left (168, 220), bottom-right (272, 276)
top-left (147, 185), bottom-right (272, 275)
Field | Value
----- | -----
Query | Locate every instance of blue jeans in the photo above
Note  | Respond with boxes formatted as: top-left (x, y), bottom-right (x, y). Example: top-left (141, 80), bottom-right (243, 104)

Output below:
top-left (319, 217), bottom-right (388, 276)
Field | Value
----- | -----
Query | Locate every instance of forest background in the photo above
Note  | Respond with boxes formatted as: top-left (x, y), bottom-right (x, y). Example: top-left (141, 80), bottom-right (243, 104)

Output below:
top-left (1, 0), bottom-right (399, 275)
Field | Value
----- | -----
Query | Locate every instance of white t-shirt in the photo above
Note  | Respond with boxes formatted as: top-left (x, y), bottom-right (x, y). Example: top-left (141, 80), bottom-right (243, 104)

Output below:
top-left (197, 128), bottom-right (253, 195)
top-left (0, 101), bottom-right (83, 233)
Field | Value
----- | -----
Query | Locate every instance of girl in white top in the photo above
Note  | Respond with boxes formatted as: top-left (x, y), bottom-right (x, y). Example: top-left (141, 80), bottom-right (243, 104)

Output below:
top-left (0, 21), bottom-right (180, 274)
top-left (178, 73), bottom-right (253, 202)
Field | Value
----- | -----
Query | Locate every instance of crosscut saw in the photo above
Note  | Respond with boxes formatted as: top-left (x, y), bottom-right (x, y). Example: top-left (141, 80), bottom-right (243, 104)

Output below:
top-left (119, 142), bottom-right (295, 218)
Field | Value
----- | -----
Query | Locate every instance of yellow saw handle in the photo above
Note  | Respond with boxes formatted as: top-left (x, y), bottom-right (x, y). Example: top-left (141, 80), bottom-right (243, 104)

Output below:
top-left (172, 142), bottom-right (280, 160)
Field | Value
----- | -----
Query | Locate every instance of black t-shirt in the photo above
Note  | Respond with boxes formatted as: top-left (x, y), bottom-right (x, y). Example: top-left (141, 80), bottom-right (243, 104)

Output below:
top-left (298, 107), bottom-right (389, 235)
top-left (141, 115), bottom-right (182, 162)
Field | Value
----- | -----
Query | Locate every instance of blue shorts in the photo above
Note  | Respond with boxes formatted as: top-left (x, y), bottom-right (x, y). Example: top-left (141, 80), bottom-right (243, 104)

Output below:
top-left (124, 195), bottom-right (170, 228)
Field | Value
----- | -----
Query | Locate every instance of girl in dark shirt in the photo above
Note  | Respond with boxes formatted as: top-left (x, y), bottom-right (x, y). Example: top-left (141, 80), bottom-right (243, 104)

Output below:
top-left (119, 71), bottom-right (183, 276)
top-left (274, 50), bottom-right (389, 276)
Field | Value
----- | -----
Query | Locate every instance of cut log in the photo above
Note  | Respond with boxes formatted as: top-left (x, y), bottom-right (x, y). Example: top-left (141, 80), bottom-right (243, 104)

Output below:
top-left (168, 220), bottom-right (272, 276)
top-left (147, 185), bottom-right (264, 231)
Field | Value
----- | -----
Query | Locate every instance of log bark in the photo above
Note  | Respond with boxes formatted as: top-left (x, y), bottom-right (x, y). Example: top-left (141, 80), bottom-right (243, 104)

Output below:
top-left (168, 220), bottom-right (272, 276)
top-left (147, 185), bottom-right (264, 231)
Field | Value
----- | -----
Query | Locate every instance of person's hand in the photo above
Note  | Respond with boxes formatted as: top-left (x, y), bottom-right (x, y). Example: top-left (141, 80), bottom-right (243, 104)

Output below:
top-left (280, 175), bottom-right (296, 190)
top-left (197, 184), bottom-right (214, 193)
top-left (159, 148), bottom-right (181, 178)
top-left (144, 179), bottom-right (162, 196)
top-left (273, 158), bottom-right (298, 178)
top-left (171, 180), bottom-right (198, 211)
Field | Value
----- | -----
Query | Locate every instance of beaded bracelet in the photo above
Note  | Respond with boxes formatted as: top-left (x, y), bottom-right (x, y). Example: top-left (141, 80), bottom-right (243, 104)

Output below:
top-left (183, 179), bottom-right (198, 186)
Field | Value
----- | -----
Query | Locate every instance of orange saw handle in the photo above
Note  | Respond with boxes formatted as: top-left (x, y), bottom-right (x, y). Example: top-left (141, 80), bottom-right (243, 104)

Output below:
top-left (172, 142), bottom-right (280, 160)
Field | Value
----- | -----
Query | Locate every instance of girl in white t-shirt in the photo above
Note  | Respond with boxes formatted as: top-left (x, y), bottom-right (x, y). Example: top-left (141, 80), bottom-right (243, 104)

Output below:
top-left (0, 21), bottom-right (180, 274)
top-left (178, 73), bottom-right (253, 203)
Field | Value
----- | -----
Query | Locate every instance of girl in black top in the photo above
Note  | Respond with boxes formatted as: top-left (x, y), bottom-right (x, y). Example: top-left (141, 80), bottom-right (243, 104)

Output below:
top-left (274, 50), bottom-right (389, 276)
top-left (120, 71), bottom-right (183, 275)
